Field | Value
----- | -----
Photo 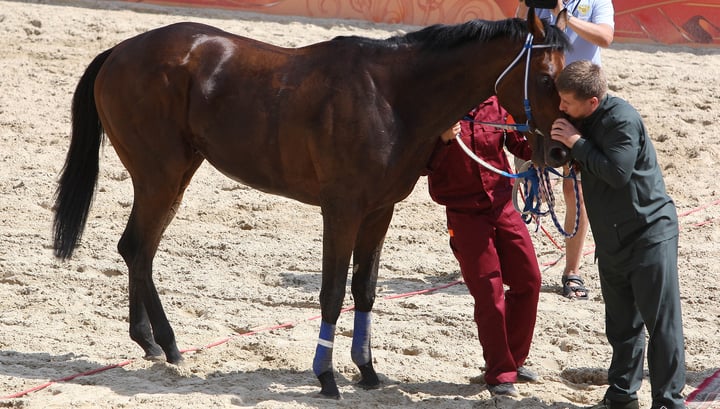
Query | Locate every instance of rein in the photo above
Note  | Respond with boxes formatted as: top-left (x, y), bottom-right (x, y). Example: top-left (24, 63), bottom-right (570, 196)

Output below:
top-left (454, 133), bottom-right (580, 238)
top-left (514, 160), bottom-right (580, 238)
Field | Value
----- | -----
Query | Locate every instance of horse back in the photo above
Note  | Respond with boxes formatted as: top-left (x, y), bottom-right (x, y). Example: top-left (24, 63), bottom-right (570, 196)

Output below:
top-left (94, 22), bottom-right (427, 210)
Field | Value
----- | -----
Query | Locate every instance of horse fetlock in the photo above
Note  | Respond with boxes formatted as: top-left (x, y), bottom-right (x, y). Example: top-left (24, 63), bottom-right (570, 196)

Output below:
top-left (130, 329), bottom-right (163, 360)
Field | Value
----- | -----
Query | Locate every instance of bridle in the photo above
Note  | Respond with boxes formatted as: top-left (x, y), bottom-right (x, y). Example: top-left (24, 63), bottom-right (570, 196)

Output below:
top-left (464, 32), bottom-right (556, 136)
top-left (456, 31), bottom-right (557, 177)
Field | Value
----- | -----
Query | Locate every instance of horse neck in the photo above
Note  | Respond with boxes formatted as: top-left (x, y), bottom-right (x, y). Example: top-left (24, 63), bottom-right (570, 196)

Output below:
top-left (381, 38), bottom-right (521, 138)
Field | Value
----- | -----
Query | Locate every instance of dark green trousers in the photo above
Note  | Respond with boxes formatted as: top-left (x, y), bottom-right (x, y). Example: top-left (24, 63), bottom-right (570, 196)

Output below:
top-left (598, 235), bottom-right (686, 409)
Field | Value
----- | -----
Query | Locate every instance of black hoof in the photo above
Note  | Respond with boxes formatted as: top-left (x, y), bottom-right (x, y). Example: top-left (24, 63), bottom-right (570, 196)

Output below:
top-left (164, 348), bottom-right (183, 365)
top-left (357, 362), bottom-right (380, 389)
top-left (142, 343), bottom-right (164, 360)
top-left (143, 353), bottom-right (165, 362)
top-left (317, 370), bottom-right (341, 399)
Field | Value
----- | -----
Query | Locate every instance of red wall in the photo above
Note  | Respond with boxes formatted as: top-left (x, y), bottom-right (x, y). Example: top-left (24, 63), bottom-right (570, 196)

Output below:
top-left (126, 0), bottom-right (720, 46)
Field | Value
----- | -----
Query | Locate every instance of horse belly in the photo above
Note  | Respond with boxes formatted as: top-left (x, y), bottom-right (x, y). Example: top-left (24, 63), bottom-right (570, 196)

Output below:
top-left (200, 145), bottom-right (323, 207)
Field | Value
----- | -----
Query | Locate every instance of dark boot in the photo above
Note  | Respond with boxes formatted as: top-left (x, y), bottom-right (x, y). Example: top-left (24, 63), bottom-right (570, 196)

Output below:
top-left (587, 398), bottom-right (640, 409)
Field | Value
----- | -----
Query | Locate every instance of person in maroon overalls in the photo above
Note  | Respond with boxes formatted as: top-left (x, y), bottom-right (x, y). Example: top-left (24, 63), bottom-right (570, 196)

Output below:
top-left (426, 96), bottom-right (542, 397)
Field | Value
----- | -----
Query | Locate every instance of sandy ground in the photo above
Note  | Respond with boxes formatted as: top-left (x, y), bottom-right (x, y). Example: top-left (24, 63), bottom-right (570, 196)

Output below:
top-left (1, 1), bottom-right (719, 408)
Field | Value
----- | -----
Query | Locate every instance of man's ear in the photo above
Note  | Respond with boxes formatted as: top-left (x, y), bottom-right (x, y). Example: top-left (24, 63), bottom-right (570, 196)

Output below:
top-left (556, 8), bottom-right (569, 31)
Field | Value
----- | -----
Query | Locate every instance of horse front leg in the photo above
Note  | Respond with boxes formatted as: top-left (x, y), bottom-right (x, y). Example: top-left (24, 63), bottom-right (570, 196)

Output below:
top-left (350, 205), bottom-right (394, 389)
top-left (313, 205), bottom-right (361, 399)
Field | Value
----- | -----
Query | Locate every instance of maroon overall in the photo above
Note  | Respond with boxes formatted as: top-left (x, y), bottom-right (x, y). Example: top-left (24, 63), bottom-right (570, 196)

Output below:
top-left (427, 96), bottom-right (541, 385)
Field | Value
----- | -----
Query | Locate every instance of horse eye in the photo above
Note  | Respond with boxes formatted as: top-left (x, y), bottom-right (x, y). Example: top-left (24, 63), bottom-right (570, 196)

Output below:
top-left (539, 75), bottom-right (555, 90)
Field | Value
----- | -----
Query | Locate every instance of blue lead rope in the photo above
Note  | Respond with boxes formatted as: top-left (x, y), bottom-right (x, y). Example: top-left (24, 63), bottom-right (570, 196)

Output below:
top-left (518, 164), bottom-right (580, 238)
top-left (454, 131), bottom-right (580, 238)
top-left (519, 167), bottom-right (543, 218)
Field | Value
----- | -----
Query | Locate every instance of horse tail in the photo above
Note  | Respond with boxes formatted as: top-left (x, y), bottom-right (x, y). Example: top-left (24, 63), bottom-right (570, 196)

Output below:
top-left (53, 48), bottom-right (114, 260)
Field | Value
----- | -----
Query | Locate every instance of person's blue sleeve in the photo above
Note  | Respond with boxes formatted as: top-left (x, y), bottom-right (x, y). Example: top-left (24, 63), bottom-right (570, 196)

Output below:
top-left (592, 0), bottom-right (615, 27)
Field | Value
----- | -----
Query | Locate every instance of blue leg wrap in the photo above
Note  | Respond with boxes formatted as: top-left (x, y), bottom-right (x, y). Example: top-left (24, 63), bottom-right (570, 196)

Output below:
top-left (351, 311), bottom-right (372, 366)
top-left (312, 321), bottom-right (335, 376)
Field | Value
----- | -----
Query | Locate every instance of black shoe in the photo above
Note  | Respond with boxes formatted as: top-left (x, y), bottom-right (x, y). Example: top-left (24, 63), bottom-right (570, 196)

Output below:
top-left (587, 398), bottom-right (640, 409)
top-left (517, 366), bottom-right (539, 383)
top-left (487, 382), bottom-right (519, 397)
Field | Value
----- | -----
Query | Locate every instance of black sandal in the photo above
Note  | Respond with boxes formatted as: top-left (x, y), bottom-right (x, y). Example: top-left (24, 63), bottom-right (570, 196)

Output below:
top-left (561, 275), bottom-right (589, 300)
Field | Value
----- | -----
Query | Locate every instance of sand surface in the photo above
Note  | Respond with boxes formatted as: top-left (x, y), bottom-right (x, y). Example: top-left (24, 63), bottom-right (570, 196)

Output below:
top-left (1, 1), bottom-right (719, 408)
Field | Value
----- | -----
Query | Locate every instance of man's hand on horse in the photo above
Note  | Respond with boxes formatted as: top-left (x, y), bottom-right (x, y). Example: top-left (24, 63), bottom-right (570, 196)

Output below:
top-left (550, 118), bottom-right (581, 149)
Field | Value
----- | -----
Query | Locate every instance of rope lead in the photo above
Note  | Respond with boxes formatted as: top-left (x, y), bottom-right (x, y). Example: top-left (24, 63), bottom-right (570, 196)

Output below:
top-left (512, 160), bottom-right (580, 238)
top-left (454, 124), bottom-right (580, 237)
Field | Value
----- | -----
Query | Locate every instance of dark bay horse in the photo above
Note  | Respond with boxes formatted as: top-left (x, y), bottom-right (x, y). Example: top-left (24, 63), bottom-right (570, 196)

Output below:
top-left (54, 10), bottom-right (569, 398)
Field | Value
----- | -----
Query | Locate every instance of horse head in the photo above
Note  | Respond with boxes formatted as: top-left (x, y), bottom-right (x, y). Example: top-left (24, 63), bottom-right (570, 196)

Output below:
top-left (495, 8), bottom-right (571, 168)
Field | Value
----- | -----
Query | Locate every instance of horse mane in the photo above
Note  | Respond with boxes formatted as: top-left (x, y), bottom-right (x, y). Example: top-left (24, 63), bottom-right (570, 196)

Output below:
top-left (331, 18), bottom-right (570, 52)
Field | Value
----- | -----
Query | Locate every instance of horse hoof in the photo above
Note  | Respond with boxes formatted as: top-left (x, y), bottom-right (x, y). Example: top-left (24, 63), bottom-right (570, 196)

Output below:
top-left (143, 354), bottom-right (165, 362)
top-left (357, 362), bottom-right (380, 389)
top-left (317, 371), bottom-right (341, 399)
top-left (357, 378), bottom-right (381, 390)
top-left (161, 346), bottom-right (184, 365)
top-left (314, 391), bottom-right (342, 400)
top-left (166, 354), bottom-right (184, 365)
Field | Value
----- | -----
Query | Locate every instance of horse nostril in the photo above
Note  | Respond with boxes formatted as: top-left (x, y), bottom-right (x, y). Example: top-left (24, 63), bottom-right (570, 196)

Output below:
top-left (549, 146), bottom-right (568, 165)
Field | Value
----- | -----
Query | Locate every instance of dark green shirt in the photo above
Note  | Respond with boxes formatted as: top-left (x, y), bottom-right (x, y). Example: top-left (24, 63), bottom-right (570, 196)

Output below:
top-left (570, 95), bottom-right (678, 258)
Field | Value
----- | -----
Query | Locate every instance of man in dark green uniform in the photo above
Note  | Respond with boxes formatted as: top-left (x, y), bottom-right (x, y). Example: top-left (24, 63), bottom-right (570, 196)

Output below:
top-left (550, 60), bottom-right (686, 409)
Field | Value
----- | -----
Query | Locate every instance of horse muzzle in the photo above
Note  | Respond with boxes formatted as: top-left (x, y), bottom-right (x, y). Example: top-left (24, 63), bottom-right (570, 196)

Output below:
top-left (531, 128), bottom-right (571, 168)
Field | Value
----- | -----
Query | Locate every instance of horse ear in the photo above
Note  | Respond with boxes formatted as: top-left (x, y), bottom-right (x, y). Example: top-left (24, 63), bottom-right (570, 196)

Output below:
top-left (555, 8), bottom-right (569, 31)
top-left (527, 7), bottom-right (547, 41)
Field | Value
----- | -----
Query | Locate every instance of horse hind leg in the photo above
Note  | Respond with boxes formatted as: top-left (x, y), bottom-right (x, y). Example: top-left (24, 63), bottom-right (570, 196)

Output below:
top-left (350, 205), bottom-right (394, 389)
top-left (119, 154), bottom-right (204, 364)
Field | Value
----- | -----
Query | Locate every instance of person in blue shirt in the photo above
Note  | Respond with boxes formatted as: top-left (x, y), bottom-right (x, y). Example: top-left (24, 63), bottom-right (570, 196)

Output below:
top-left (520, 0), bottom-right (614, 65)
top-left (517, 0), bottom-right (614, 300)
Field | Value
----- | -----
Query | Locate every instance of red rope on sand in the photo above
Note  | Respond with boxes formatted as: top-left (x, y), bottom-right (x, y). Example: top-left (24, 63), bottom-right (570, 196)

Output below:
top-left (686, 368), bottom-right (720, 404)
top-left (182, 282), bottom-right (466, 355)
top-left (678, 198), bottom-right (720, 218)
top-left (537, 198), bottom-right (719, 268)
top-left (1, 281), bottom-right (463, 400)
top-left (2, 360), bottom-right (133, 399)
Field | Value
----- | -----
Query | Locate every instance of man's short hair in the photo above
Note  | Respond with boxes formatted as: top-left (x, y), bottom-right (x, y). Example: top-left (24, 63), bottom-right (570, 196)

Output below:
top-left (556, 60), bottom-right (608, 100)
